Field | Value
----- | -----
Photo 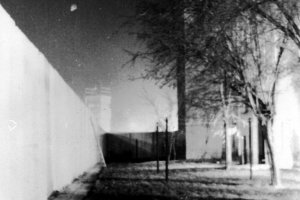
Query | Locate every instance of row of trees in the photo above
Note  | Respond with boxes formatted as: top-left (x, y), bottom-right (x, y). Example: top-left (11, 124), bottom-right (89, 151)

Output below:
top-left (125, 0), bottom-right (300, 186)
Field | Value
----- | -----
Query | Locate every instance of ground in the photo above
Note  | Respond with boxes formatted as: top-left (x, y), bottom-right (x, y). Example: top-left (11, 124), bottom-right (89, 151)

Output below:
top-left (50, 161), bottom-right (300, 200)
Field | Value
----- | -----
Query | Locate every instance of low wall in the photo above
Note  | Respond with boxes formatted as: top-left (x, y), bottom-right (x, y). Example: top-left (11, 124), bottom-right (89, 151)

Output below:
top-left (104, 131), bottom-right (185, 163)
top-left (0, 5), bottom-right (104, 200)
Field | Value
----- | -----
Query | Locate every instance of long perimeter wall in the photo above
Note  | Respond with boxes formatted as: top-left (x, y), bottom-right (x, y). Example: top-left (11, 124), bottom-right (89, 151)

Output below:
top-left (0, 5), bottom-right (104, 200)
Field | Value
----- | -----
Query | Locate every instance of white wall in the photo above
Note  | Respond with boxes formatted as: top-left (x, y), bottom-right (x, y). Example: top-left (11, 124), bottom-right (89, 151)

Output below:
top-left (186, 77), bottom-right (300, 169)
top-left (186, 122), bottom-right (223, 160)
top-left (273, 75), bottom-right (300, 169)
top-left (0, 4), bottom-right (104, 200)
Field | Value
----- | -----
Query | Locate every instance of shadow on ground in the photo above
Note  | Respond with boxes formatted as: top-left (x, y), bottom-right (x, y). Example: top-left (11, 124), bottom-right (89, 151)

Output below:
top-left (86, 193), bottom-right (253, 200)
top-left (51, 161), bottom-right (300, 200)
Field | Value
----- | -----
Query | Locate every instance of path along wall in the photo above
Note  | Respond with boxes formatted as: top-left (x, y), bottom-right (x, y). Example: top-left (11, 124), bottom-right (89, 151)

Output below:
top-left (0, 5), bottom-right (104, 200)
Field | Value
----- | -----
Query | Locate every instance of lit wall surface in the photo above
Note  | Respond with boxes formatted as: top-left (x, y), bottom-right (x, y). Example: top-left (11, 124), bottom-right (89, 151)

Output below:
top-left (0, 4), bottom-right (104, 200)
top-left (186, 122), bottom-right (223, 160)
top-left (186, 48), bottom-right (300, 169)
top-left (273, 75), bottom-right (300, 169)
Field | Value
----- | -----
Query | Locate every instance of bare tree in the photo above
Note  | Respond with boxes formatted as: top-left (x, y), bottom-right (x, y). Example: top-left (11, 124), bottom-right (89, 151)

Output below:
top-left (140, 85), bottom-right (178, 159)
top-left (184, 0), bottom-right (300, 186)
top-left (124, 0), bottom-right (187, 157)
top-left (124, 0), bottom-right (299, 186)
top-left (246, 0), bottom-right (300, 50)
top-left (140, 86), bottom-right (176, 130)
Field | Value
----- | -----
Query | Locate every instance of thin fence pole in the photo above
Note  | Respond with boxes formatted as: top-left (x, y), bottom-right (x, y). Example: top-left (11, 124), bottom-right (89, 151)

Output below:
top-left (244, 136), bottom-right (247, 164)
top-left (165, 118), bottom-right (169, 182)
top-left (135, 139), bottom-right (138, 161)
top-left (249, 118), bottom-right (253, 180)
top-left (156, 123), bottom-right (159, 173)
top-left (224, 120), bottom-right (228, 169)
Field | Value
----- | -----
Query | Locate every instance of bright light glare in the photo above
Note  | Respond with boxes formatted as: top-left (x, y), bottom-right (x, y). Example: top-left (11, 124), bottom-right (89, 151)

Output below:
top-left (70, 4), bottom-right (78, 12)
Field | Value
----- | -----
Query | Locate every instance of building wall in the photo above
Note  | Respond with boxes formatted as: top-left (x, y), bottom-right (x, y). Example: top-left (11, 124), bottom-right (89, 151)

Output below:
top-left (186, 122), bottom-right (223, 160)
top-left (186, 113), bottom-right (263, 164)
top-left (84, 86), bottom-right (111, 133)
top-left (99, 87), bottom-right (111, 132)
top-left (273, 75), bottom-right (300, 169)
top-left (0, 5), bottom-right (104, 200)
top-left (185, 41), bottom-right (300, 169)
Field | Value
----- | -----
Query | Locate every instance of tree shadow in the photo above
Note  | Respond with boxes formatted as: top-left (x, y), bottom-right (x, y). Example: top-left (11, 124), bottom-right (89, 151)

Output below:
top-left (103, 166), bottom-right (226, 175)
top-left (98, 176), bottom-right (241, 186)
top-left (86, 193), bottom-right (254, 200)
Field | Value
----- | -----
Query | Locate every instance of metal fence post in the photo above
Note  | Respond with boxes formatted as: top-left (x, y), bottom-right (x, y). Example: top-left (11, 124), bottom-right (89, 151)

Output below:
top-left (165, 118), bottom-right (169, 182)
top-left (156, 123), bottom-right (159, 173)
top-left (249, 118), bottom-right (253, 180)
top-left (135, 139), bottom-right (138, 161)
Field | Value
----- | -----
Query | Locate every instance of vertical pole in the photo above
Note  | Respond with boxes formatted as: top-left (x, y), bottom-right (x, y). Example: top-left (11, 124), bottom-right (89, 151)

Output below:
top-left (156, 123), bottom-right (160, 173)
top-left (224, 121), bottom-right (227, 168)
top-left (244, 136), bottom-right (247, 164)
top-left (249, 118), bottom-right (253, 180)
top-left (224, 120), bottom-right (231, 169)
top-left (135, 139), bottom-right (138, 161)
top-left (165, 118), bottom-right (169, 182)
top-left (238, 135), bottom-right (243, 165)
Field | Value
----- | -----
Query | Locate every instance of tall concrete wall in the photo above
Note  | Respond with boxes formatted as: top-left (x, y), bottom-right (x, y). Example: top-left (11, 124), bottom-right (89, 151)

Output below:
top-left (0, 5), bottom-right (104, 200)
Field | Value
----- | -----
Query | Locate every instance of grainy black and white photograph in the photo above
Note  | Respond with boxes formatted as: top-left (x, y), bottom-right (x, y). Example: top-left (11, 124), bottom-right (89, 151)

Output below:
top-left (1, 0), bottom-right (300, 199)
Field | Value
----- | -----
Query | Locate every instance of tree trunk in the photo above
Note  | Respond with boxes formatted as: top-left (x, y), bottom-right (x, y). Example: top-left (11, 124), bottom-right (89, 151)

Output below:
top-left (265, 120), bottom-right (281, 186)
top-left (224, 120), bottom-right (232, 169)
top-left (176, 53), bottom-right (186, 156)
top-left (176, 55), bottom-right (186, 134)
top-left (175, 0), bottom-right (186, 159)
top-left (221, 76), bottom-right (231, 168)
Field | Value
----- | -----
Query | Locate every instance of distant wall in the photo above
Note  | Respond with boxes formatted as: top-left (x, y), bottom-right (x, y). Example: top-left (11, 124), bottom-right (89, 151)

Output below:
top-left (105, 132), bottom-right (156, 163)
top-left (0, 5), bottom-right (104, 200)
top-left (186, 114), bottom-right (260, 164)
top-left (186, 123), bottom-right (223, 161)
top-left (186, 75), bottom-right (300, 169)
top-left (104, 131), bottom-right (185, 163)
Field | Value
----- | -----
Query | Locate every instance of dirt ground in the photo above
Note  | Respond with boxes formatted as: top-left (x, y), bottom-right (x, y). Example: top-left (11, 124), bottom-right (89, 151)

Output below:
top-left (52, 161), bottom-right (300, 200)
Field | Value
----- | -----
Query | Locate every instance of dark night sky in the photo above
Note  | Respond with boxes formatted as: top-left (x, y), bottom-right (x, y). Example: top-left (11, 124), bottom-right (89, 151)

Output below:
top-left (0, 0), bottom-right (177, 132)
top-left (0, 0), bottom-right (136, 93)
